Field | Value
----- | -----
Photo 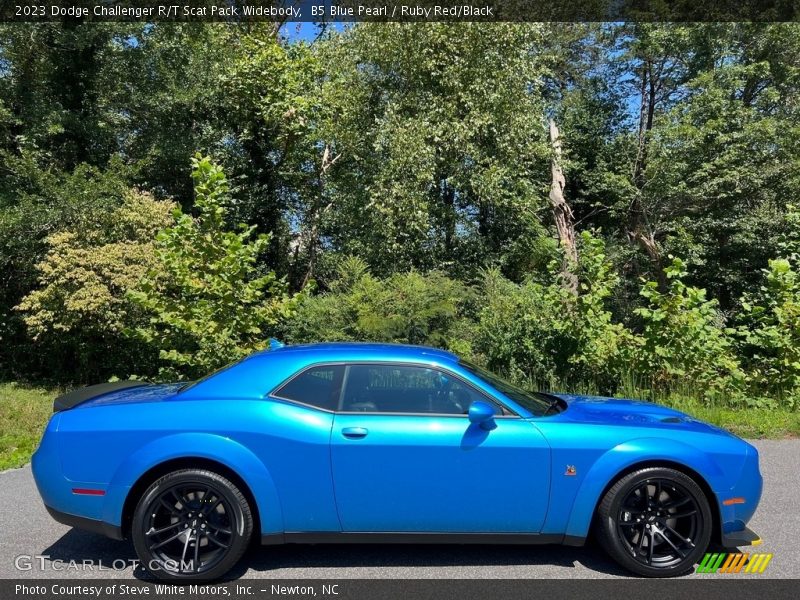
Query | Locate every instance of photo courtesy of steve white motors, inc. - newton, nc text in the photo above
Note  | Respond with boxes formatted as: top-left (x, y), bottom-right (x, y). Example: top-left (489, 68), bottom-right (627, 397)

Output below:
top-left (1, 1), bottom-right (800, 600)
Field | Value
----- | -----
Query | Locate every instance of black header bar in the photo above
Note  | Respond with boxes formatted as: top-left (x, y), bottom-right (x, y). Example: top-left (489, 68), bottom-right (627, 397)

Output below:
top-left (1, 0), bottom-right (798, 23)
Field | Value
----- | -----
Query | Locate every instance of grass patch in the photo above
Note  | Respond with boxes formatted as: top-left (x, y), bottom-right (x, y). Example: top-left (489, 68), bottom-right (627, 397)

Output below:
top-left (661, 397), bottom-right (800, 439)
top-left (0, 382), bottom-right (58, 471)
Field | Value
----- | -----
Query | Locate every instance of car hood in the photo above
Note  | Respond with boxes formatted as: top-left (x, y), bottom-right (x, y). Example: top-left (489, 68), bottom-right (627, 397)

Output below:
top-left (548, 393), bottom-right (725, 434)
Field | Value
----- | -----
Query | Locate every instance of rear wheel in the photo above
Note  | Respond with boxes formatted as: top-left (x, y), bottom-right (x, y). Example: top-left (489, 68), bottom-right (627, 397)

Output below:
top-left (131, 469), bottom-right (253, 582)
top-left (595, 467), bottom-right (712, 577)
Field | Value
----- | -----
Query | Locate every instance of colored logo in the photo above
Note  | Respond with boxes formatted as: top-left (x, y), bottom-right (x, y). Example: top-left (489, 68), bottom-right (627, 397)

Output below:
top-left (696, 552), bottom-right (773, 574)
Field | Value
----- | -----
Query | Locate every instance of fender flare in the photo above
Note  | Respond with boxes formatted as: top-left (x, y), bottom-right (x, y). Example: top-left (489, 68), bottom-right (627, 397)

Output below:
top-left (563, 437), bottom-right (726, 539)
top-left (101, 433), bottom-right (283, 534)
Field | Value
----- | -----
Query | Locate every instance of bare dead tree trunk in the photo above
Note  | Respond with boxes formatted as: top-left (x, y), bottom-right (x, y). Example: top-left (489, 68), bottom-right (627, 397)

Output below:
top-left (548, 119), bottom-right (579, 296)
top-left (628, 61), bottom-right (668, 292)
top-left (299, 144), bottom-right (341, 290)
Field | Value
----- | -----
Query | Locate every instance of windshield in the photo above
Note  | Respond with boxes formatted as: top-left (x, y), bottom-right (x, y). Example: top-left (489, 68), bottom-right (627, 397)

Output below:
top-left (460, 361), bottom-right (554, 417)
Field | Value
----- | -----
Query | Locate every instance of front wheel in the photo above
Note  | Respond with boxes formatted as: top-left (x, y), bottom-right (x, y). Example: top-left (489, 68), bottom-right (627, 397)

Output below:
top-left (595, 467), bottom-right (712, 577)
top-left (132, 469), bottom-right (253, 582)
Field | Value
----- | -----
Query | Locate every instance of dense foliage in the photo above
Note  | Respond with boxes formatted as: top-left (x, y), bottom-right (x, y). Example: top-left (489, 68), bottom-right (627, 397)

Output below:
top-left (1, 22), bottom-right (799, 410)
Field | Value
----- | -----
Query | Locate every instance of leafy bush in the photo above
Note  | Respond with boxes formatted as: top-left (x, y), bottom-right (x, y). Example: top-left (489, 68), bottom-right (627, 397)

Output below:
top-left (472, 268), bottom-right (566, 387)
top-left (16, 190), bottom-right (174, 381)
top-left (287, 256), bottom-right (472, 352)
top-left (129, 155), bottom-right (304, 380)
top-left (739, 259), bottom-right (800, 408)
top-left (473, 232), bottom-right (637, 392)
top-left (634, 258), bottom-right (744, 403)
top-left (738, 206), bottom-right (800, 409)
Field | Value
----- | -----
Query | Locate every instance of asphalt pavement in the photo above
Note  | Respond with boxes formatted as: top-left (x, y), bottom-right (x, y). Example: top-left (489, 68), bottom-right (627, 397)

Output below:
top-left (1, 440), bottom-right (797, 580)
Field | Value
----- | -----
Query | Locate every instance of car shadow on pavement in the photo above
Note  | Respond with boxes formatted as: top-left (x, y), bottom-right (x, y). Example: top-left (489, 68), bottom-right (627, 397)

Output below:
top-left (226, 540), bottom-right (635, 579)
top-left (42, 530), bottom-right (633, 579)
top-left (40, 529), bottom-right (151, 578)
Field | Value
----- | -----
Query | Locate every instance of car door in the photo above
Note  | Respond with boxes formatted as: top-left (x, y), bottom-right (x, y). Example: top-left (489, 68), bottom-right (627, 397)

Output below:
top-left (330, 363), bottom-right (551, 533)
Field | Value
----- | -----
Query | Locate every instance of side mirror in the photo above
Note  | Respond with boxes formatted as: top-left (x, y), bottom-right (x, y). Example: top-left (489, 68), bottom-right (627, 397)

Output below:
top-left (468, 400), bottom-right (497, 430)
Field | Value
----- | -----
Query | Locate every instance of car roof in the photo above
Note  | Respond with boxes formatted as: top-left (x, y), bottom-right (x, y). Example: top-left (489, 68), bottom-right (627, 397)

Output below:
top-left (179, 342), bottom-right (464, 401)
top-left (255, 342), bottom-right (460, 364)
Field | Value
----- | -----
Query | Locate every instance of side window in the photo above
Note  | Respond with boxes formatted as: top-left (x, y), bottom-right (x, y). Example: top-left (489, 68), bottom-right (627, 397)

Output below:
top-left (273, 365), bottom-right (344, 411)
top-left (341, 364), bottom-right (502, 415)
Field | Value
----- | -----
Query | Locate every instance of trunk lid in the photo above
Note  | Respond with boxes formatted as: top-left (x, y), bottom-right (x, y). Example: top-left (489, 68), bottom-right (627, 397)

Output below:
top-left (53, 381), bottom-right (183, 412)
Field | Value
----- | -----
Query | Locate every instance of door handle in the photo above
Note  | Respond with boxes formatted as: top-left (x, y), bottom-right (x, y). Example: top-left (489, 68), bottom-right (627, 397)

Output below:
top-left (341, 427), bottom-right (369, 439)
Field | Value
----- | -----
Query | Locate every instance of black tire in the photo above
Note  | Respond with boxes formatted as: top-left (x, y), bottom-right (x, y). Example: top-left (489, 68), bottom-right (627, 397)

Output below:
top-left (132, 469), bottom-right (253, 582)
top-left (595, 467), bottom-right (712, 577)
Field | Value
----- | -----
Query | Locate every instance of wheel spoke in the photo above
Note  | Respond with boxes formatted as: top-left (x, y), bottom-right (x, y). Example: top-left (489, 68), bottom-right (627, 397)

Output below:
top-left (668, 509), bottom-right (697, 519)
top-left (655, 527), bottom-right (686, 558)
top-left (663, 496), bottom-right (691, 510)
top-left (205, 531), bottom-right (230, 549)
top-left (638, 484), bottom-right (650, 507)
top-left (180, 529), bottom-right (191, 568)
top-left (663, 523), bottom-right (695, 547)
top-left (646, 530), bottom-right (654, 564)
top-left (159, 497), bottom-right (180, 515)
top-left (636, 527), bottom-right (646, 553)
top-left (169, 489), bottom-right (186, 510)
top-left (150, 528), bottom-right (185, 550)
top-left (193, 531), bottom-right (200, 571)
top-left (203, 498), bottom-right (223, 516)
top-left (146, 521), bottom-right (184, 537)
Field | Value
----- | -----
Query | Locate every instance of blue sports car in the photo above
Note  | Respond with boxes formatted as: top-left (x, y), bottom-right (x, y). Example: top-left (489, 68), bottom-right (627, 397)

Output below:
top-left (32, 342), bottom-right (762, 581)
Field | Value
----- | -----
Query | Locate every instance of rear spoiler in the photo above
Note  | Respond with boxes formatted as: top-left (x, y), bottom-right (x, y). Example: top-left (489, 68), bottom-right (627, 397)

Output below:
top-left (53, 381), bottom-right (147, 412)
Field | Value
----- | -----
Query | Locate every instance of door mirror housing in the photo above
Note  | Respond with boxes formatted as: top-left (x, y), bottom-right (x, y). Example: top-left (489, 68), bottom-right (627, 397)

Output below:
top-left (468, 400), bottom-right (497, 430)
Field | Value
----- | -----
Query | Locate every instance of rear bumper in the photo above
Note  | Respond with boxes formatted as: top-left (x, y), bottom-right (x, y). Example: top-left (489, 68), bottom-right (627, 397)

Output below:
top-left (720, 525), bottom-right (762, 548)
top-left (44, 505), bottom-right (124, 541)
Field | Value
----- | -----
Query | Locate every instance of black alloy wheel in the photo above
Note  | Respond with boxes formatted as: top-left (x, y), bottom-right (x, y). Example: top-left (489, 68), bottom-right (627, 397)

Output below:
top-left (596, 467), bottom-right (712, 577)
top-left (132, 469), bottom-right (253, 582)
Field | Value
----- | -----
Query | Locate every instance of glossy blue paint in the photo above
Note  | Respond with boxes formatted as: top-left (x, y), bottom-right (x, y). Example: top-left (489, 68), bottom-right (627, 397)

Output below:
top-left (330, 412), bottom-right (549, 532)
top-left (31, 342), bottom-right (762, 547)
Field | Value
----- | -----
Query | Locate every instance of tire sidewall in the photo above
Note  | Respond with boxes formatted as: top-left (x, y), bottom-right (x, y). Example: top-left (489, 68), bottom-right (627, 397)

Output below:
top-left (131, 470), bottom-right (252, 582)
top-left (599, 467), bottom-right (713, 577)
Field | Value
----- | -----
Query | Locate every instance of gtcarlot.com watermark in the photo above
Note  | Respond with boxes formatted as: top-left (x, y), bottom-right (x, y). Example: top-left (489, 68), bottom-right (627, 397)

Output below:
top-left (15, 554), bottom-right (183, 573)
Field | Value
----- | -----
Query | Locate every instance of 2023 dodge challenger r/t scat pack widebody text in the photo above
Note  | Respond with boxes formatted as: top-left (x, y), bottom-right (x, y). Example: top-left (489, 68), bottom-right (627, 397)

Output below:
top-left (32, 342), bottom-right (762, 581)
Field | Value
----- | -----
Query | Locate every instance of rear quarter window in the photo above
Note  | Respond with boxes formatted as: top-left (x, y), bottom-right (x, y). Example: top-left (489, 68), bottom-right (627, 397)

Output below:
top-left (272, 365), bottom-right (344, 411)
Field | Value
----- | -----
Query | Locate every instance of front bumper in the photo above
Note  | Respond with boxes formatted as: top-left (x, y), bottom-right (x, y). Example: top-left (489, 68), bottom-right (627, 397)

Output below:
top-left (716, 442), bottom-right (763, 547)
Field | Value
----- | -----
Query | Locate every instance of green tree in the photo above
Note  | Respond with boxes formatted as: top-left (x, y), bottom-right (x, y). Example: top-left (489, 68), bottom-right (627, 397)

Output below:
top-left (130, 156), bottom-right (304, 379)
top-left (317, 23), bottom-right (554, 278)
top-left (15, 190), bottom-right (174, 382)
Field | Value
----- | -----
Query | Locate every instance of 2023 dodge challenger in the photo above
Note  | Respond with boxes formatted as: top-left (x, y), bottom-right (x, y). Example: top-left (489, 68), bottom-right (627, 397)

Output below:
top-left (33, 342), bottom-right (762, 581)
